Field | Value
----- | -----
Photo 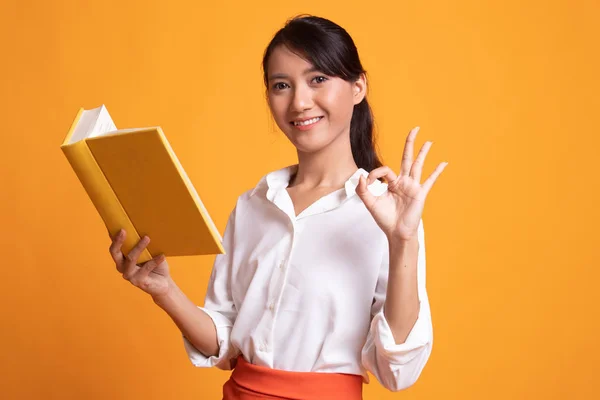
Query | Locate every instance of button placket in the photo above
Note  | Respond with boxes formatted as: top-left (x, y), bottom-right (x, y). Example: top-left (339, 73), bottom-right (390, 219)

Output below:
top-left (266, 258), bottom-right (286, 312)
top-left (262, 216), bottom-right (298, 354)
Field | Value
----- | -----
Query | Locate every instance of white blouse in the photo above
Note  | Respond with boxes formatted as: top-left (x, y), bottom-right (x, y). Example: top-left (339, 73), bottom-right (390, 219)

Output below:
top-left (183, 164), bottom-right (433, 391)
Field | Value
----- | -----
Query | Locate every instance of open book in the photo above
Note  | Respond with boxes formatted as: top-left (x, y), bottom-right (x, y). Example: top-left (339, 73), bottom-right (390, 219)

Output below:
top-left (60, 105), bottom-right (225, 264)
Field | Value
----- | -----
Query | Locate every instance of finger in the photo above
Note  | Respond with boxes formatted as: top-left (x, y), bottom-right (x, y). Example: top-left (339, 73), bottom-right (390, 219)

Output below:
top-left (400, 127), bottom-right (420, 177)
top-left (366, 166), bottom-right (398, 186)
top-left (410, 141), bottom-right (433, 182)
top-left (122, 236), bottom-right (151, 280)
top-left (355, 175), bottom-right (377, 210)
top-left (109, 229), bottom-right (126, 268)
top-left (131, 254), bottom-right (165, 285)
top-left (422, 162), bottom-right (449, 195)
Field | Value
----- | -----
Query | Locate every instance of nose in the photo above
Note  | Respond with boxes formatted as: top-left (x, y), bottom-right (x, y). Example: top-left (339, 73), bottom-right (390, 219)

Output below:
top-left (290, 84), bottom-right (314, 112)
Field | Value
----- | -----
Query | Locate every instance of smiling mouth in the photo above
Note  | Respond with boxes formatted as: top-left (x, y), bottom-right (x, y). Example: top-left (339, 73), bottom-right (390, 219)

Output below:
top-left (291, 116), bottom-right (323, 126)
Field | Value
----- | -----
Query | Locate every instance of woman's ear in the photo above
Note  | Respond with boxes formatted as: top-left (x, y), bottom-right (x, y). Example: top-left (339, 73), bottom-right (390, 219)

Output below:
top-left (352, 73), bottom-right (367, 105)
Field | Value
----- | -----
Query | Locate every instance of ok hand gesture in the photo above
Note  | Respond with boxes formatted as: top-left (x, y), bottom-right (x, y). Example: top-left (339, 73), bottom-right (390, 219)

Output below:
top-left (356, 127), bottom-right (448, 242)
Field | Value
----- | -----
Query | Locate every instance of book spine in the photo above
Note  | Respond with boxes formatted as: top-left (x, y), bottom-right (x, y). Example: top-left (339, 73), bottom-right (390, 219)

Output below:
top-left (60, 141), bottom-right (153, 264)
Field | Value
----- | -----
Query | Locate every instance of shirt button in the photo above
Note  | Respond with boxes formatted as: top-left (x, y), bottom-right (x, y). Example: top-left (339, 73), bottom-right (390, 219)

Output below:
top-left (268, 303), bottom-right (274, 311)
top-left (279, 260), bottom-right (286, 269)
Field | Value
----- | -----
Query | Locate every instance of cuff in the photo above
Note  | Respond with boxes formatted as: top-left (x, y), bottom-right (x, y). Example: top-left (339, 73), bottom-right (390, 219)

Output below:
top-left (182, 306), bottom-right (235, 369)
top-left (371, 301), bottom-right (432, 365)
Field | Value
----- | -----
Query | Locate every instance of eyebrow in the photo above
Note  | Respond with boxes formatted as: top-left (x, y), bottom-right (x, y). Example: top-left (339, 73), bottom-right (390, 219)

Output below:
top-left (267, 67), bottom-right (320, 81)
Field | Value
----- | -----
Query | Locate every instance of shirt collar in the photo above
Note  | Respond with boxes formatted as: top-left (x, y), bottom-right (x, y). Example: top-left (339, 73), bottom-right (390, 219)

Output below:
top-left (250, 164), bottom-right (385, 199)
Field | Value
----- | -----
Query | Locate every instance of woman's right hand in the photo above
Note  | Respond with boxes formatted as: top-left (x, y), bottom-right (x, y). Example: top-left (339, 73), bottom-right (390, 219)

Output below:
top-left (109, 229), bottom-right (172, 300)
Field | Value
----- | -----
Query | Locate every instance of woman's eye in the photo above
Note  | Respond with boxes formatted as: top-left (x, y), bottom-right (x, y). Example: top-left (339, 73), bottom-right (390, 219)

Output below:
top-left (271, 77), bottom-right (326, 91)
top-left (273, 82), bottom-right (289, 90)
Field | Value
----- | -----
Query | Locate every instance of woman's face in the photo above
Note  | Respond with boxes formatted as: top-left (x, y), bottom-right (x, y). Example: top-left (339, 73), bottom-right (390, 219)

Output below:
top-left (266, 45), bottom-right (366, 154)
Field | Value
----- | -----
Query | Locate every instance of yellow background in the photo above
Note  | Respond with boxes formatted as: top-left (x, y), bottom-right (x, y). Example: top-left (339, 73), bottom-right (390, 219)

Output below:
top-left (2, 0), bottom-right (598, 399)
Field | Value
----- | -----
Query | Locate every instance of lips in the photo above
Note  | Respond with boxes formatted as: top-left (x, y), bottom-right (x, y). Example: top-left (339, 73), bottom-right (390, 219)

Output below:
top-left (290, 115), bottom-right (323, 124)
top-left (289, 116), bottom-right (324, 131)
top-left (290, 116), bottom-right (324, 126)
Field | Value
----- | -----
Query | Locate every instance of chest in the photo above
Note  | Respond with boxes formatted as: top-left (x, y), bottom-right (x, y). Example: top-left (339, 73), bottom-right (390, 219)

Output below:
top-left (229, 198), bottom-right (387, 313)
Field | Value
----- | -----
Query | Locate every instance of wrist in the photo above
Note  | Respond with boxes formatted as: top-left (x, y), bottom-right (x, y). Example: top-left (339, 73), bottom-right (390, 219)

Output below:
top-left (152, 277), bottom-right (179, 308)
top-left (387, 234), bottom-right (418, 249)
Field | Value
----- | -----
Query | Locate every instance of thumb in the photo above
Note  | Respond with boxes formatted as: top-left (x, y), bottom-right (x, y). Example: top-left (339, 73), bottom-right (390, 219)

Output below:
top-left (152, 254), bottom-right (166, 267)
top-left (355, 175), bottom-right (376, 211)
top-left (140, 254), bottom-right (165, 275)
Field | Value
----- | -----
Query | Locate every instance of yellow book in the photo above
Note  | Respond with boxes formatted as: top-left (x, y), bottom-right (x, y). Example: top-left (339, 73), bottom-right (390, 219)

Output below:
top-left (60, 105), bottom-right (225, 264)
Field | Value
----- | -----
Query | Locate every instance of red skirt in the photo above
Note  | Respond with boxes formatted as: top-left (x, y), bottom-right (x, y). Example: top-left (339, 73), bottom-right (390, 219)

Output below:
top-left (222, 355), bottom-right (363, 400)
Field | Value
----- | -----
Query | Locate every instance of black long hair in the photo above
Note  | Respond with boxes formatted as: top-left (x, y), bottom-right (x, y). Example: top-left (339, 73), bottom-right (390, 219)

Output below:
top-left (262, 15), bottom-right (384, 172)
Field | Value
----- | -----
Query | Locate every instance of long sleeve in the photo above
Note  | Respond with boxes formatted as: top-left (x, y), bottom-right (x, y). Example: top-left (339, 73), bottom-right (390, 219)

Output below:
top-left (361, 218), bottom-right (433, 391)
top-left (182, 205), bottom-right (239, 370)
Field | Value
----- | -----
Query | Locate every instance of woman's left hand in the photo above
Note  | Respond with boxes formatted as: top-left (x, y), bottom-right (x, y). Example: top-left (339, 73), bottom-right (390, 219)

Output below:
top-left (356, 127), bottom-right (448, 242)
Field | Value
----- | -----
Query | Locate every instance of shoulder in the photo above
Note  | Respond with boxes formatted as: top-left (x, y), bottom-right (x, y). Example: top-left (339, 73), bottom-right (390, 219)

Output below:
top-left (229, 185), bottom-right (266, 221)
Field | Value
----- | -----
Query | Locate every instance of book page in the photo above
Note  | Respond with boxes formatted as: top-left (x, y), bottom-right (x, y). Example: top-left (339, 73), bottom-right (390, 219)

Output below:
top-left (69, 104), bottom-right (117, 144)
top-left (89, 105), bottom-right (117, 139)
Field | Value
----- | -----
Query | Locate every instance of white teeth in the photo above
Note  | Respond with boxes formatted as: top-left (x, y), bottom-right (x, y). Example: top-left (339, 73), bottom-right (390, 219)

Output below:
top-left (293, 117), bottom-right (322, 126)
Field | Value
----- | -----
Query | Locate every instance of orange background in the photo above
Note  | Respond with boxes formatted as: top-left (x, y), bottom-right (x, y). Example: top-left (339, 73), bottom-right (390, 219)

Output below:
top-left (2, 0), bottom-right (598, 399)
